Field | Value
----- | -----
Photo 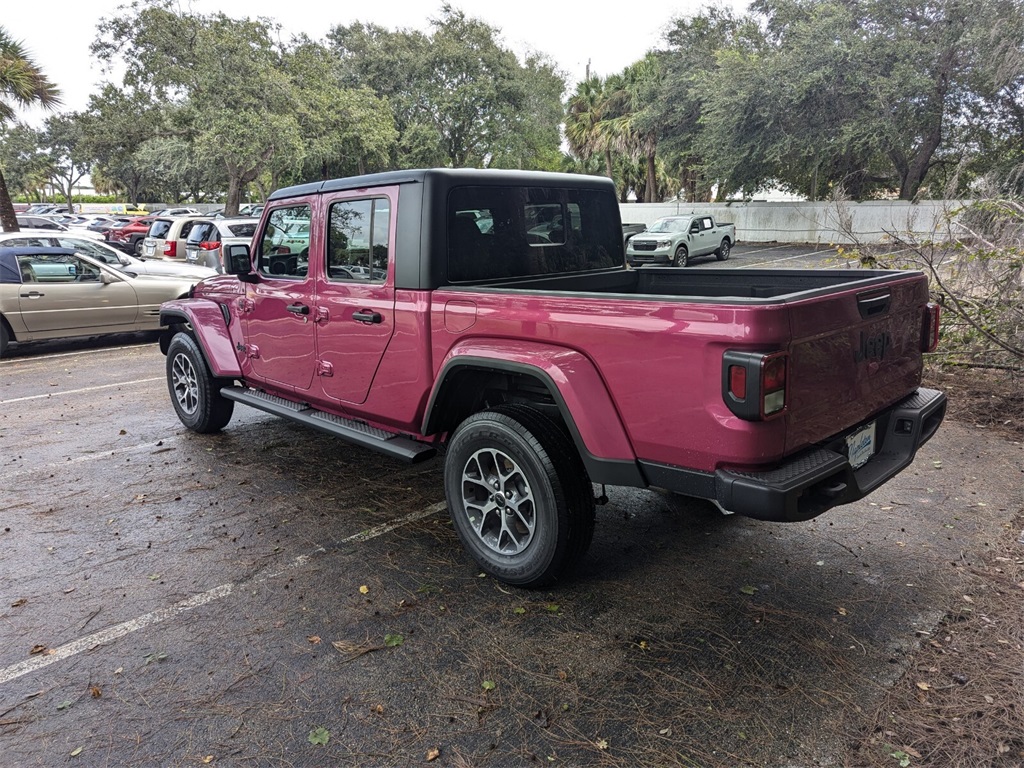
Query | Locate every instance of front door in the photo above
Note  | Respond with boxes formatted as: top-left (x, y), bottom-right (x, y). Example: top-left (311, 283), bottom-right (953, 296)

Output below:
top-left (17, 251), bottom-right (138, 332)
top-left (314, 190), bottom-right (397, 405)
top-left (244, 201), bottom-right (317, 391)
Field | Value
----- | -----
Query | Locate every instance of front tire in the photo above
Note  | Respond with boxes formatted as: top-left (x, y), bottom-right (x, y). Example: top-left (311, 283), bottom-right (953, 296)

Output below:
top-left (166, 333), bottom-right (234, 433)
top-left (716, 239), bottom-right (731, 261)
top-left (673, 244), bottom-right (689, 267)
top-left (0, 321), bottom-right (8, 357)
top-left (444, 404), bottom-right (595, 588)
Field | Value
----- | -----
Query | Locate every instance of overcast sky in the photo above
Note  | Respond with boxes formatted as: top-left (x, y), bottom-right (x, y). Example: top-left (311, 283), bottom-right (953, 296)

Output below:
top-left (5, 0), bottom-right (749, 124)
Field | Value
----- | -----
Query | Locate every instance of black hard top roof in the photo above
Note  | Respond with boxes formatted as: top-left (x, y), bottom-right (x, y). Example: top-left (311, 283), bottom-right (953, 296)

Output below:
top-left (268, 168), bottom-right (616, 202)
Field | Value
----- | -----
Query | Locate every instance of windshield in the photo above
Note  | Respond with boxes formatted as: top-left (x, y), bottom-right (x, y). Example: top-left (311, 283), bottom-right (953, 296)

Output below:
top-left (646, 218), bottom-right (689, 234)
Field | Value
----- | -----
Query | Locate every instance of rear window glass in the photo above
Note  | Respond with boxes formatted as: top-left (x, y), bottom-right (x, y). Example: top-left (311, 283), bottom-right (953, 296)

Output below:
top-left (447, 186), bottom-right (622, 282)
top-left (187, 223), bottom-right (216, 243)
top-left (226, 222), bottom-right (258, 238)
top-left (149, 219), bottom-right (173, 238)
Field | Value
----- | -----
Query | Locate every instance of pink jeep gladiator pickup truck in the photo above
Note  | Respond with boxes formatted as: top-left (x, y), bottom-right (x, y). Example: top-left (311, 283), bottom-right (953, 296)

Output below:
top-left (159, 169), bottom-right (945, 587)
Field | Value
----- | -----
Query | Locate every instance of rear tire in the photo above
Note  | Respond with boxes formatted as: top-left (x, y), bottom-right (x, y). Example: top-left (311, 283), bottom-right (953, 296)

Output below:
top-left (444, 404), bottom-right (595, 588)
top-left (716, 239), bottom-right (731, 261)
top-left (0, 321), bottom-right (8, 357)
top-left (166, 333), bottom-right (234, 433)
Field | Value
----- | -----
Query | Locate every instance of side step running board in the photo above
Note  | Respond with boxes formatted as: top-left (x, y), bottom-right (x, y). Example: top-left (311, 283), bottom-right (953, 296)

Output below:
top-left (220, 386), bottom-right (437, 464)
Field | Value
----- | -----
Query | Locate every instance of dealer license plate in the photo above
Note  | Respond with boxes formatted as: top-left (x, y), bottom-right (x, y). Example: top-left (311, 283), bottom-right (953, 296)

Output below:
top-left (846, 421), bottom-right (876, 470)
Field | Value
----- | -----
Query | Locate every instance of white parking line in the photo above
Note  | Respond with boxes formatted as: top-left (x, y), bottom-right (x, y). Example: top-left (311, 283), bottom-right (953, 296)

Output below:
top-left (4, 438), bottom-right (182, 481)
top-left (0, 502), bottom-right (448, 686)
top-left (0, 377), bottom-right (163, 405)
top-left (0, 343), bottom-right (156, 365)
top-left (736, 248), bottom-right (841, 269)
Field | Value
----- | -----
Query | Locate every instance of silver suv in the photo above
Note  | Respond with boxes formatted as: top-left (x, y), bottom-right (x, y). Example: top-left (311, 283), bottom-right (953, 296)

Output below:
top-left (142, 216), bottom-right (204, 260)
top-left (185, 218), bottom-right (260, 272)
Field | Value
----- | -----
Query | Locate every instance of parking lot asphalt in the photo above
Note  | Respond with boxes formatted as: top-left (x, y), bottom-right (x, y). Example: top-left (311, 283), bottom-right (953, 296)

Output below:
top-left (1, 286), bottom-right (1021, 767)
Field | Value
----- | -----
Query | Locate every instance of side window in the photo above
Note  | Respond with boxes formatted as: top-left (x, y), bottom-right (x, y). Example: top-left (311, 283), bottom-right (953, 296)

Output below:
top-left (327, 197), bottom-right (389, 282)
top-left (20, 253), bottom-right (102, 283)
top-left (257, 204), bottom-right (310, 279)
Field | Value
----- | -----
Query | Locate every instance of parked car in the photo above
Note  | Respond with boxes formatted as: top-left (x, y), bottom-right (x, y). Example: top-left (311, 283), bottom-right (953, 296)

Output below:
top-left (106, 216), bottom-right (159, 255)
top-left (0, 233), bottom-right (216, 280)
top-left (0, 246), bottom-right (198, 356)
top-left (625, 214), bottom-right (736, 267)
top-left (149, 207), bottom-right (202, 217)
top-left (141, 216), bottom-right (205, 260)
top-left (161, 168), bottom-right (945, 587)
top-left (86, 215), bottom-right (131, 235)
top-left (184, 217), bottom-right (260, 272)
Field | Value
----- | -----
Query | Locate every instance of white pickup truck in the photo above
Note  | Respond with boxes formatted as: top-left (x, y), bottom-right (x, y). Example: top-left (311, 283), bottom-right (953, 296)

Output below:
top-left (626, 214), bottom-right (736, 267)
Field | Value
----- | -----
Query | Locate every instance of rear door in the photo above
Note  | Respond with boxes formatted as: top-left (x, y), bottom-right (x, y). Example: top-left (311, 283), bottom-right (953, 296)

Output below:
top-left (313, 189), bottom-right (397, 405)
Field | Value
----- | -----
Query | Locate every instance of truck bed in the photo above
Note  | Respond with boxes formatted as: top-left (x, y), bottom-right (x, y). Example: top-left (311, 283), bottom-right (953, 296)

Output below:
top-left (464, 266), bottom-right (911, 303)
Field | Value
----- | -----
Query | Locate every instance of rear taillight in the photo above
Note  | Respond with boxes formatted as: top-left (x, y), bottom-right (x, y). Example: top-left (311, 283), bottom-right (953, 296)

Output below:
top-left (723, 350), bottom-right (789, 421)
top-left (164, 241), bottom-right (176, 258)
top-left (922, 301), bottom-right (940, 352)
top-left (199, 241), bottom-right (219, 251)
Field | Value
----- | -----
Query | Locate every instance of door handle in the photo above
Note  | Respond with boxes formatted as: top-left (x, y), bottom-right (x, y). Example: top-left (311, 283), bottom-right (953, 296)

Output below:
top-left (286, 303), bottom-right (310, 315)
top-left (352, 310), bottom-right (383, 324)
top-left (20, 291), bottom-right (45, 298)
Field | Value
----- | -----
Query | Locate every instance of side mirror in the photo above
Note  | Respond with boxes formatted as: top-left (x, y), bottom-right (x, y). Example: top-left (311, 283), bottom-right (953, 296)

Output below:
top-left (100, 271), bottom-right (118, 284)
top-left (225, 244), bottom-right (256, 279)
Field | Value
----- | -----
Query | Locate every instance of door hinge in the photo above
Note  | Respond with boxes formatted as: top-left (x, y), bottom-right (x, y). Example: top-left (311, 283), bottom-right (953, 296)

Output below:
top-left (236, 297), bottom-right (255, 314)
top-left (246, 344), bottom-right (260, 359)
top-left (317, 360), bottom-right (334, 377)
top-left (315, 306), bottom-right (330, 324)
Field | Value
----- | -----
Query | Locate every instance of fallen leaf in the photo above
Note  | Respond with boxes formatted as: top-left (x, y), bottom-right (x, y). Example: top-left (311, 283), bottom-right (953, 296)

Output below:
top-left (90, 686), bottom-right (101, 698)
top-left (985, 694), bottom-right (995, 704)
top-left (545, 604), bottom-right (561, 613)
top-left (29, 644), bottom-right (47, 655)
top-left (659, 727), bottom-right (673, 736)
top-left (119, 429), bottom-right (127, 435)
top-left (513, 607), bottom-right (526, 615)
top-left (11, 598), bottom-right (27, 608)
top-left (905, 747), bottom-right (922, 758)
top-left (837, 607), bottom-right (848, 616)
top-left (916, 682), bottom-right (930, 690)
top-left (963, 595), bottom-right (975, 603)
top-left (384, 633), bottom-right (404, 648)
top-left (426, 747), bottom-right (440, 761)
top-left (482, 680), bottom-right (496, 691)
top-left (308, 635), bottom-right (321, 644)
top-left (308, 727), bottom-right (330, 746)
top-left (739, 585), bottom-right (757, 595)
top-left (57, 700), bottom-right (73, 710)
top-left (70, 747), bottom-right (83, 757)
top-left (595, 738), bottom-right (609, 750)
top-left (202, 757), bottom-right (214, 765)
top-left (359, 585), bottom-right (369, 595)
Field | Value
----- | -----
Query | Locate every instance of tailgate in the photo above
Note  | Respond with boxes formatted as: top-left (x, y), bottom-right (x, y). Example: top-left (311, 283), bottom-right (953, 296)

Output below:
top-left (785, 274), bottom-right (928, 454)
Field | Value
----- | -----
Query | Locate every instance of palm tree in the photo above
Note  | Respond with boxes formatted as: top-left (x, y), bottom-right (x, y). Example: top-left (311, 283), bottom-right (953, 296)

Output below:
top-left (602, 56), bottom-right (663, 202)
top-left (564, 76), bottom-right (615, 181)
top-left (0, 28), bottom-right (61, 232)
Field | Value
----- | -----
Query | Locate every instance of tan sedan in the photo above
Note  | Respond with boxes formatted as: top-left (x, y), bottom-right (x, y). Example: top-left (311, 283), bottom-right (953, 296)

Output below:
top-left (0, 246), bottom-right (198, 356)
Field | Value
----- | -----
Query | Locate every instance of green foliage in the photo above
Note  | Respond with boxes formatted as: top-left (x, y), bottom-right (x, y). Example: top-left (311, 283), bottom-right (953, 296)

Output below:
top-left (329, 6), bottom-right (565, 170)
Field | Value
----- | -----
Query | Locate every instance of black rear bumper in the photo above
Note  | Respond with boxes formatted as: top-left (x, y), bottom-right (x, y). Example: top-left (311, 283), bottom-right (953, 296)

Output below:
top-left (640, 387), bottom-right (947, 522)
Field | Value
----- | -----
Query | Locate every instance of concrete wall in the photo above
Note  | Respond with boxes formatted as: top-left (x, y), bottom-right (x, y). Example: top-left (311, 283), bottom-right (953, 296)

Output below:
top-left (619, 200), bottom-right (967, 244)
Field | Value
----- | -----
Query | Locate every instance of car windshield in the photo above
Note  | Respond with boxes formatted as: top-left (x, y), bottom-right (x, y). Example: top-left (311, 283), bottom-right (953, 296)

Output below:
top-left (646, 218), bottom-right (688, 234)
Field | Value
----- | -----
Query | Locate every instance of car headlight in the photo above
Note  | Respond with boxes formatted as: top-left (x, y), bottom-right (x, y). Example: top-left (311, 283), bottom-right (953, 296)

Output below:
top-left (657, 239), bottom-right (672, 249)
